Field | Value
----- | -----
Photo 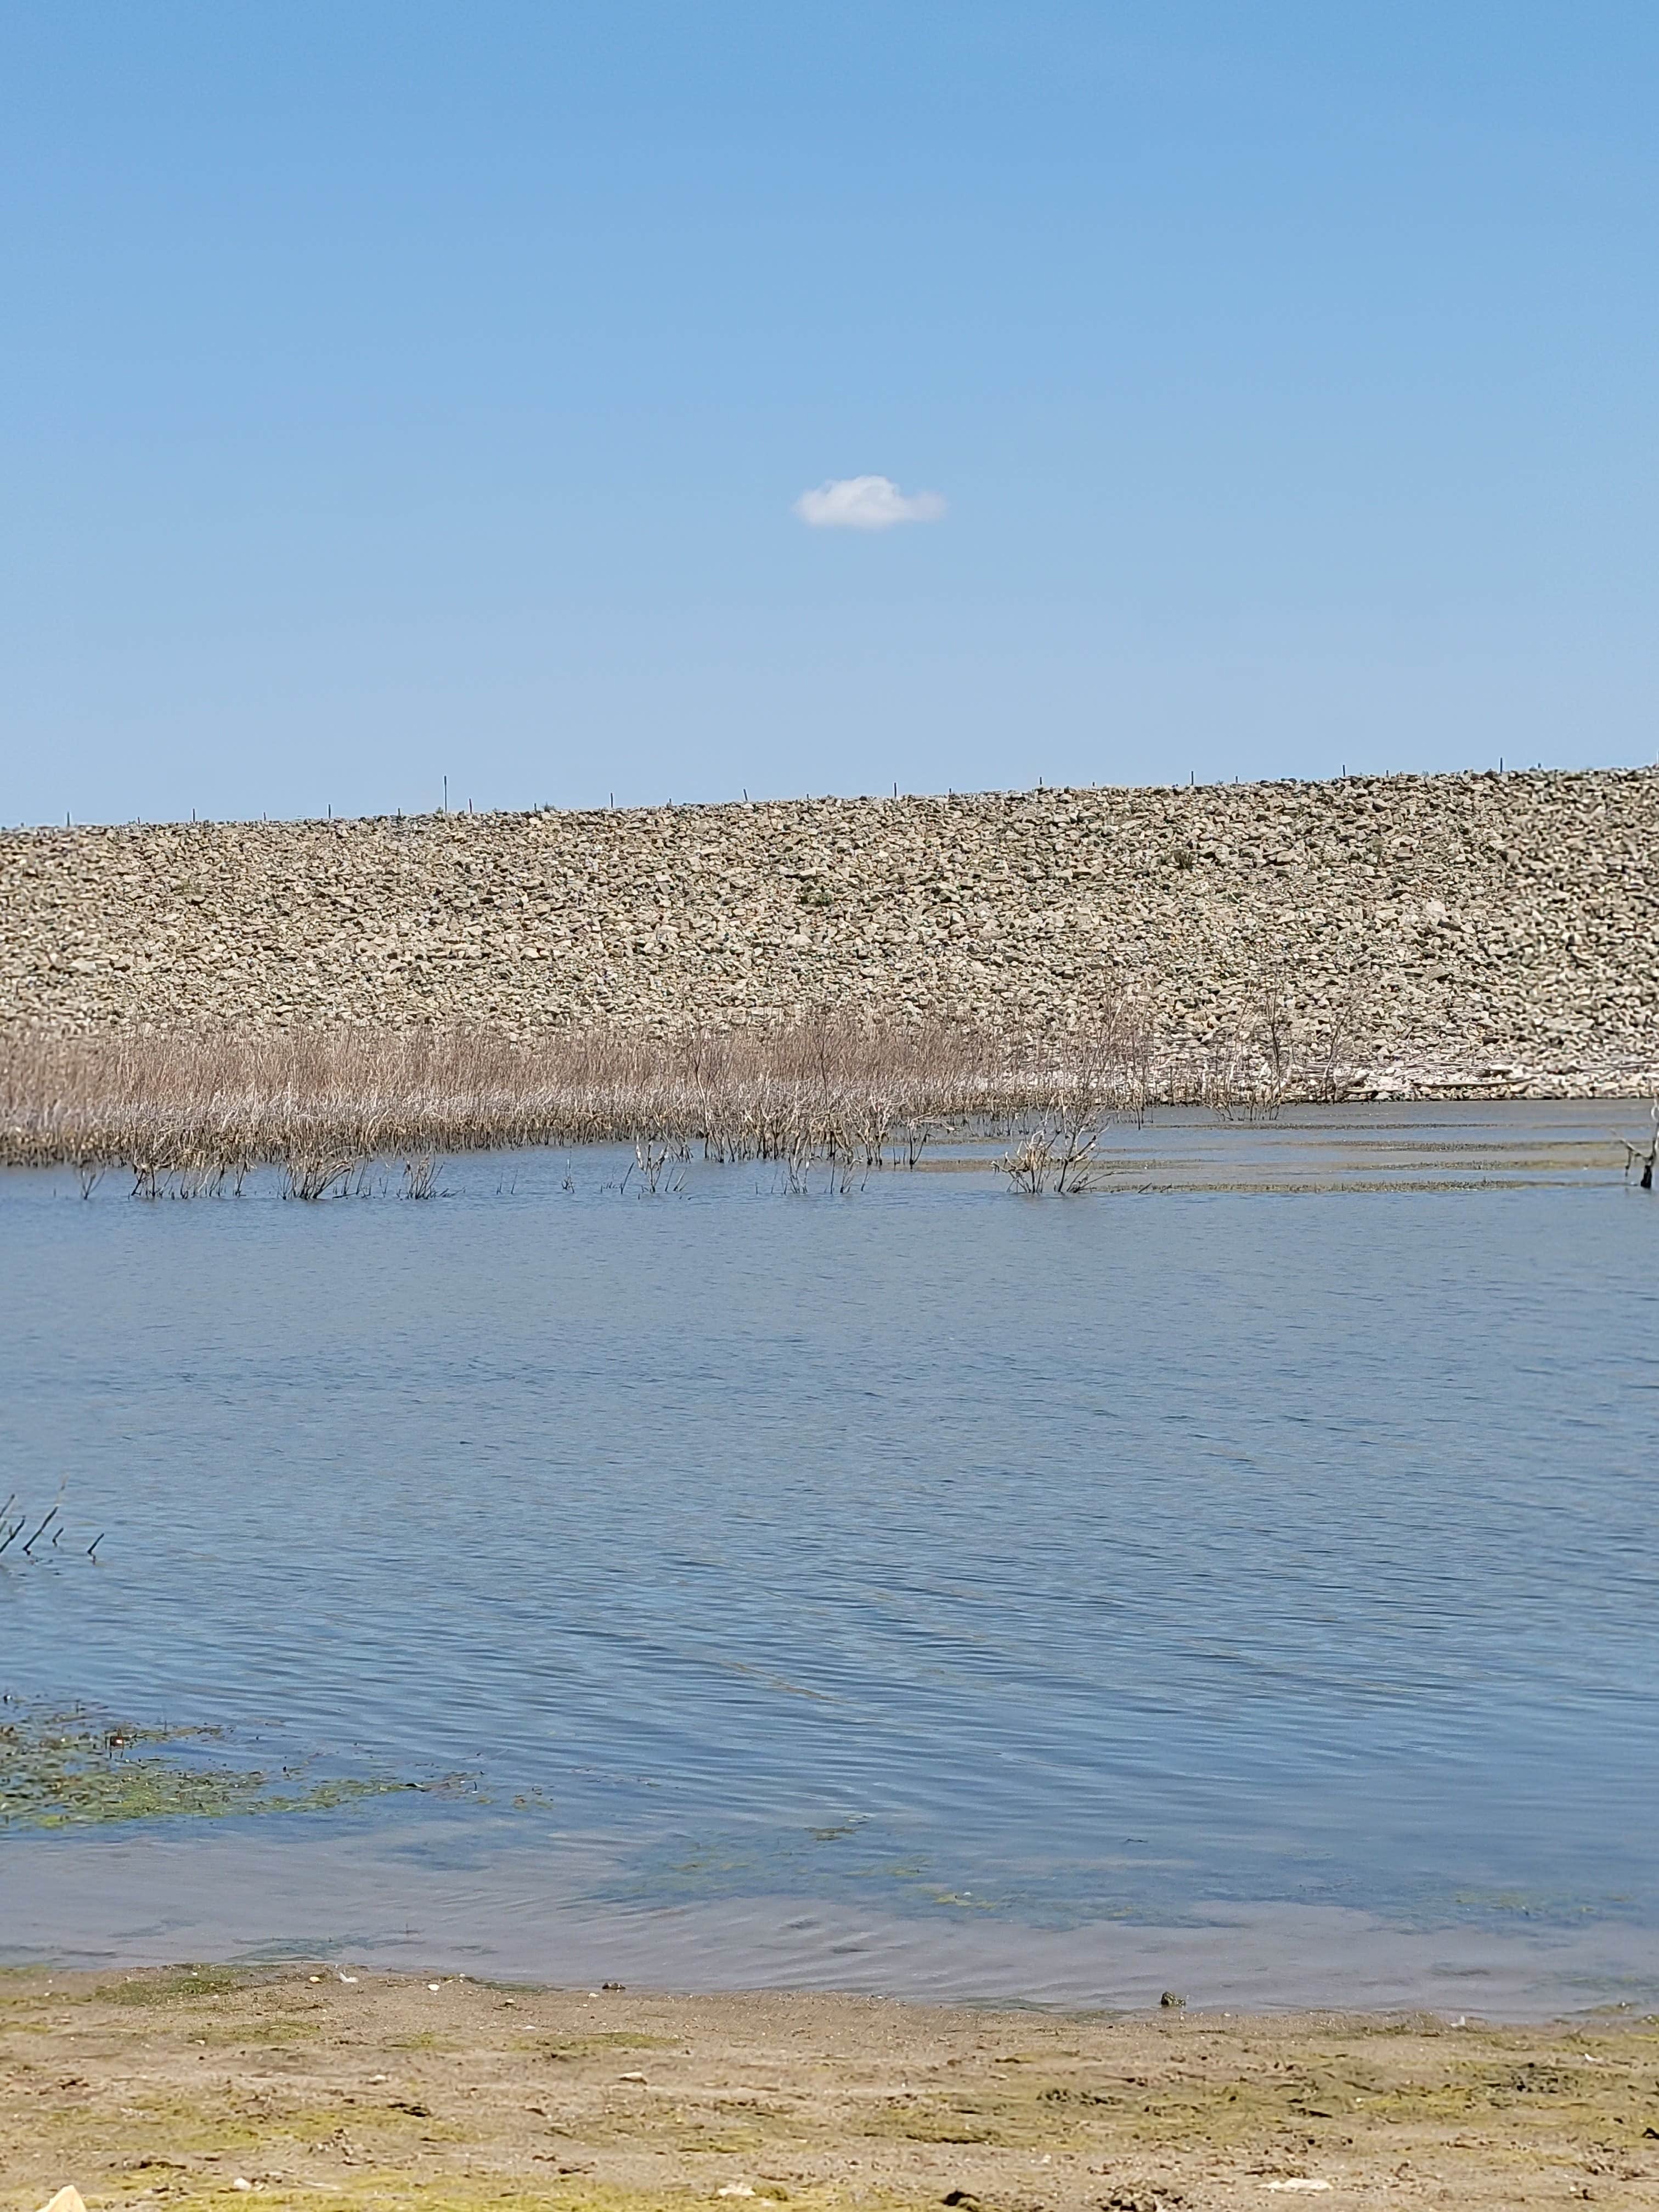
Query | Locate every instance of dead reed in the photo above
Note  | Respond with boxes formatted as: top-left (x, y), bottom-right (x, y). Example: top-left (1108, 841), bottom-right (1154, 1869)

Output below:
top-left (0, 1001), bottom-right (1345, 1184)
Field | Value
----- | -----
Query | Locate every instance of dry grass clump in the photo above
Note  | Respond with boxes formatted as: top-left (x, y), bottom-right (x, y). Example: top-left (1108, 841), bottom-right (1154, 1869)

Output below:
top-left (0, 1000), bottom-right (1339, 1184)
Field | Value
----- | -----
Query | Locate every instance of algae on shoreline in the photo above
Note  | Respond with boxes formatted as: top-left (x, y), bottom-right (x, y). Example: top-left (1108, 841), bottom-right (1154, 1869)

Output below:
top-left (0, 1707), bottom-right (425, 1831)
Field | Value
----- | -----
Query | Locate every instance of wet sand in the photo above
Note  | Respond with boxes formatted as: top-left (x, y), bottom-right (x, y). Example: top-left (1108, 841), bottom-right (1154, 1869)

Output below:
top-left (5, 1966), bottom-right (1658, 2211)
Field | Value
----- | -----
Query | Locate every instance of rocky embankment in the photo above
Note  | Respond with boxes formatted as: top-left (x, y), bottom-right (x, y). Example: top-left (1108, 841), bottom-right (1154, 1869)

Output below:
top-left (2, 769), bottom-right (1656, 1096)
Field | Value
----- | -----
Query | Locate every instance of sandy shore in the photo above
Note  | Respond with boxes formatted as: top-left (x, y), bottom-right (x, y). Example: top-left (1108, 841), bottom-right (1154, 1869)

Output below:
top-left (4, 1967), bottom-right (1658, 2211)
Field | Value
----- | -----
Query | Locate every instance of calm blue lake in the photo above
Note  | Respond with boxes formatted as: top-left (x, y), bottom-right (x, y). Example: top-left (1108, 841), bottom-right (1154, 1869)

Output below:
top-left (3, 1104), bottom-right (1656, 2015)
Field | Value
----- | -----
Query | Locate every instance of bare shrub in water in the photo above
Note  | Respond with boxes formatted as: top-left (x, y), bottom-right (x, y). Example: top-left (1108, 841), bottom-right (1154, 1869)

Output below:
top-left (1002, 1130), bottom-right (1055, 1195)
top-left (401, 1154), bottom-right (442, 1200)
top-left (997, 1018), bottom-right (1123, 1193)
top-left (630, 1136), bottom-right (685, 1197)
top-left (283, 1153), bottom-right (359, 1203)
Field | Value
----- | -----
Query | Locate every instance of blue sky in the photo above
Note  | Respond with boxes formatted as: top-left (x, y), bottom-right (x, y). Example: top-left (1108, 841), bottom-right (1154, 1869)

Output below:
top-left (3, 3), bottom-right (1654, 824)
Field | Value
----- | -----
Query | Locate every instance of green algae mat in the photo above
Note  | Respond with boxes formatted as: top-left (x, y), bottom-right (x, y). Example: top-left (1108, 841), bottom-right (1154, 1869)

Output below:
top-left (0, 1707), bottom-right (428, 1831)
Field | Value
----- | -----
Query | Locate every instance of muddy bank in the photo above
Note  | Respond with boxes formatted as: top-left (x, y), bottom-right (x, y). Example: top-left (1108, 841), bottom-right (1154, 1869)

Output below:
top-left (3, 769), bottom-right (1656, 1098)
top-left (3, 1966), bottom-right (1657, 2210)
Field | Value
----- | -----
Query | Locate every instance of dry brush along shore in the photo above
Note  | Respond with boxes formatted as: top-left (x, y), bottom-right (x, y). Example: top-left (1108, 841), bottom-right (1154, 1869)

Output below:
top-left (0, 1015), bottom-right (1221, 1182)
top-left (2, 768), bottom-right (1656, 1105)
top-left (4, 1967), bottom-right (1659, 2211)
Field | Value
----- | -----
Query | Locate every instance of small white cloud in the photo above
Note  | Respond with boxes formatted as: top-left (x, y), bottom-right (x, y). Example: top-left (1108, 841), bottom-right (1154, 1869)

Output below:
top-left (792, 475), bottom-right (946, 531)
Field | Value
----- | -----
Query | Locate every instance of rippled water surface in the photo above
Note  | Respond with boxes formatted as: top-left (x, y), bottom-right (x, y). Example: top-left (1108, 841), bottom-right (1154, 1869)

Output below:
top-left (3, 1104), bottom-right (1656, 2013)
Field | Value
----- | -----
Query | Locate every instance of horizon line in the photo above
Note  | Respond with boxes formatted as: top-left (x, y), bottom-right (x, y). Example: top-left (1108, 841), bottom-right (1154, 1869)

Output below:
top-left (5, 761), bottom-right (1649, 837)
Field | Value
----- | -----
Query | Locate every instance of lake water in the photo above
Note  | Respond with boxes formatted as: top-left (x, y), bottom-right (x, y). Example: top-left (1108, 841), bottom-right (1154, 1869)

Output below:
top-left (3, 1103), bottom-right (1656, 2016)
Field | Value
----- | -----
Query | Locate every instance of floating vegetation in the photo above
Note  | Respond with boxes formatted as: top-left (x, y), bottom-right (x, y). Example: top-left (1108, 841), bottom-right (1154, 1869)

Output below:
top-left (0, 1706), bottom-right (448, 1831)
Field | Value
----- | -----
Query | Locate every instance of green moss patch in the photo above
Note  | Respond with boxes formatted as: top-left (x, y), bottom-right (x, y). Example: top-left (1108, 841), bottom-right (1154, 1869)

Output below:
top-left (97, 1965), bottom-right (257, 2006)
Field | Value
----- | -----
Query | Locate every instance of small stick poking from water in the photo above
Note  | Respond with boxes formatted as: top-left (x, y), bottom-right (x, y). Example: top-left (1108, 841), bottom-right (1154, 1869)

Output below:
top-left (21, 1506), bottom-right (59, 1556)
top-left (87, 1532), bottom-right (105, 1558)
top-left (1617, 1098), bottom-right (1659, 1189)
